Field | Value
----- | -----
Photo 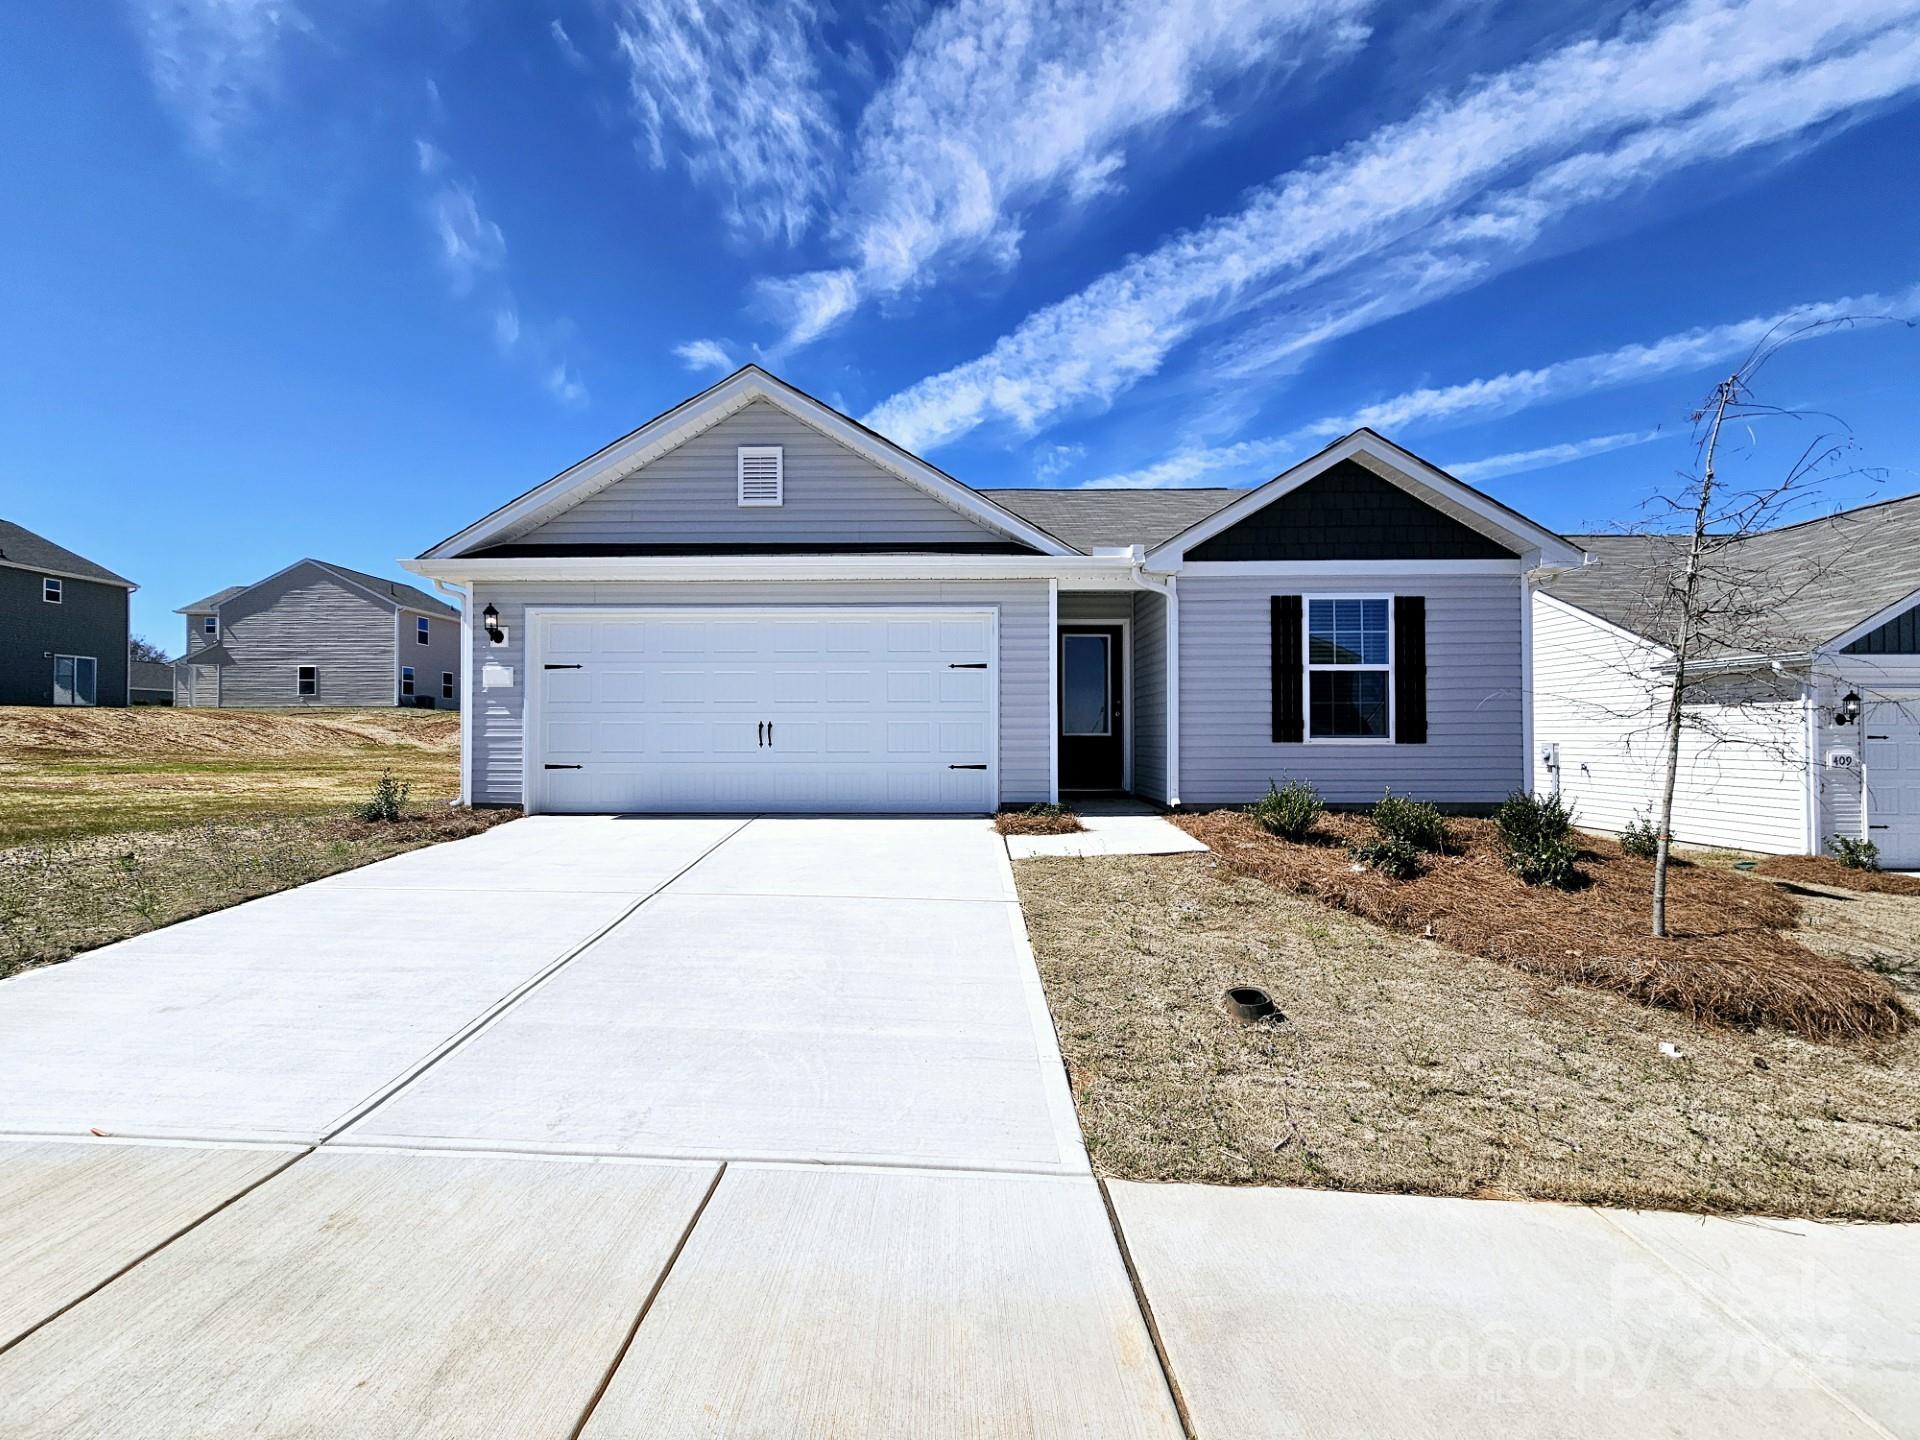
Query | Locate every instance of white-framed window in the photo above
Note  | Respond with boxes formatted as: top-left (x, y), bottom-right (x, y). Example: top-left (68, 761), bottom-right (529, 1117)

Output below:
top-left (736, 445), bottom-right (783, 506)
top-left (53, 654), bottom-right (97, 707)
top-left (42, 577), bottom-right (61, 604)
top-left (401, 665), bottom-right (415, 698)
top-left (416, 616), bottom-right (430, 644)
top-left (1305, 595), bottom-right (1392, 741)
top-left (441, 671), bottom-right (454, 700)
top-left (297, 665), bottom-right (317, 697)
top-left (202, 615), bottom-right (217, 635)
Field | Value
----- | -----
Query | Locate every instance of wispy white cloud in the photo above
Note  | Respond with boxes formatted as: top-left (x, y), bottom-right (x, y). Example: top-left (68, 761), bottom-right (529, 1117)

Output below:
top-left (613, 0), bottom-right (838, 245)
top-left (550, 17), bottom-right (590, 69)
top-left (867, 0), bottom-right (1920, 453)
top-left (1088, 285), bottom-right (1917, 487)
top-left (415, 140), bottom-right (587, 408)
top-left (757, 0), bottom-right (1374, 348)
top-left (1445, 430), bottom-right (1667, 482)
top-left (126, 0), bottom-right (313, 151)
top-left (673, 337), bottom-right (734, 372)
top-left (427, 181), bottom-right (507, 296)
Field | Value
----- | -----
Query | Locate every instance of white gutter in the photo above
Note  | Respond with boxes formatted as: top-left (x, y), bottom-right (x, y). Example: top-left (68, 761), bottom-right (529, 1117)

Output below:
top-left (403, 554), bottom-right (1145, 585)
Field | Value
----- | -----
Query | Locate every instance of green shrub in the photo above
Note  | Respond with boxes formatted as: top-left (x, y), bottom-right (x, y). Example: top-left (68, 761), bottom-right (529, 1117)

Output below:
top-left (1249, 779), bottom-right (1324, 841)
top-left (1351, 835), bottom-right (1423, 879)
top-left (1493, 789), bottom-right (1583, 888)
top-left (354, 770), bottom-right (412, 824)
top-left (1370, 789), bottom-right (1449, 853)
top-left (1618, 814), bottom-right (1660, 859)
top-left (1828, 835), bottom-right (1881, 871)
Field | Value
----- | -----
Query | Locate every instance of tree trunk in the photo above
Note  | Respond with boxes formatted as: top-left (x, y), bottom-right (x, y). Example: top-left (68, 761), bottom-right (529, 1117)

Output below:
top-left (1652, 379), bottom-right (1731, 938)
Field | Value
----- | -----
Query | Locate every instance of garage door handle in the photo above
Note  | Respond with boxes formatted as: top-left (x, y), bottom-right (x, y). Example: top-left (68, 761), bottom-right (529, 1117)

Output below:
top-left (544, 663), bottom-right (583, 670)
top-left (544, 763), bottom-right (582, 770)
top-left (758, 722), bottom-right (765, 747)
top-left (767, 721), bottom-right (774, 747)
top-left (948, 662), bottom-right (988, 669)
top-left (949, 763), bottom-right (987, 770)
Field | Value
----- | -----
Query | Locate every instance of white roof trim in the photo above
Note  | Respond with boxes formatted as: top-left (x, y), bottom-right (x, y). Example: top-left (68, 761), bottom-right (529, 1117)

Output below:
top-left (1145, 429), bottom-right (1586, 569)
top-left (1822, 585), bottom-right (1920, 653)
top-left (403, 554), bottom-right (1141, 585)
top-left (422, 366), bottom-right (1078, 560)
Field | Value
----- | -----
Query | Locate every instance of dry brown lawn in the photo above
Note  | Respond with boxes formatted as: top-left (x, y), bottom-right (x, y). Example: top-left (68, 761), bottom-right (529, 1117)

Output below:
top-left (0, 808), bottom-right (517, 978)
top-left (0, 706), bottom-right (460, 843)
top-left (1016, 852), bottom-right (1920, 1221)
top-left (1757, 853), bottom-right (1920, 897)
top-left (1176, 809), bottom-right (1908, 1043)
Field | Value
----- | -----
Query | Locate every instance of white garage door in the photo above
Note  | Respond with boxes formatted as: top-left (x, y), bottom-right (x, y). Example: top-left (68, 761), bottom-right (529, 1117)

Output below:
top-left (529, 607), bottom-right (997, 814)
top-left (1866, 696), bottom-right (1920, 869)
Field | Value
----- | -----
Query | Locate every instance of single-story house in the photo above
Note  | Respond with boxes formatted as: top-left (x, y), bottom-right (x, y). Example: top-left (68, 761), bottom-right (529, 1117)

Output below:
top-left (129, 659), bottom-right (175, 705)
top-left (1533, 493), bottom-right (1920, 868)
top-left (0, 518), bottom-right (135, 707)
top-left (174, 559), bottom-right (462, 709)
top-left (402, 366), bottom-right (1584, 816)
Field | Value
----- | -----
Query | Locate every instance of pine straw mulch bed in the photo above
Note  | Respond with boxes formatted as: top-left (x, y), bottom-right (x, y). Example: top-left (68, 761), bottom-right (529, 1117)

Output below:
top-left (995, 807), bottom-right (1084, 836)
top-left (1755, 854), bottom-right (1920, 898)
top-left (1172, 810), bottom-right (1910, 1044)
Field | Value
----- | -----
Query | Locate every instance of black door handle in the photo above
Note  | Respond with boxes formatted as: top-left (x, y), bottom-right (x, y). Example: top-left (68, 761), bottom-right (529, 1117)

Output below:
top-left (757, 721), bottom-right (765, 747)
top-left (767, 721), bottom-right (774, 747)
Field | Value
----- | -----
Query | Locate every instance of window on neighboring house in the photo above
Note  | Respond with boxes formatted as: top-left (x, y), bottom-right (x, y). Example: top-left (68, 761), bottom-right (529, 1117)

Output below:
top-left (401, 665), bottom-right (415, 698)
top-left (416, 616), bottom-right (430, 644)
top-left (42, 577), bottom-right (61, 603)
top-left (441, 671), bottom-right (454, 700)
top-left (1305, 596), bottom-right (1392, 740)
top-left (297, 665), bottom-right (317, 697)
top-left (202, 615), bottom-right (217, 635)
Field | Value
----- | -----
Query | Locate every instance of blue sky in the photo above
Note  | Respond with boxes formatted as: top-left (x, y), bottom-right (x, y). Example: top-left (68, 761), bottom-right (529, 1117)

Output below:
top-left (3, 0), bottom-right (1917, 648)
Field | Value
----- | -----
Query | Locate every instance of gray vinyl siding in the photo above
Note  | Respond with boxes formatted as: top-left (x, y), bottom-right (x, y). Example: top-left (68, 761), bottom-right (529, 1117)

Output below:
top-left (467, 580), bottom-right (1051, 807)
top-left (0, 566), bottom-right (129, 706)
top-left (506, 401), bottom-right (1006, 548)
top-left (215, 564), bottom-right (398, 708)
top-left (1178, 571), bottom-right (1525, 805)
top-left (402, 607), bottom-right (464, 709)
top-left (1131, 590), bottom-right (1169, 803)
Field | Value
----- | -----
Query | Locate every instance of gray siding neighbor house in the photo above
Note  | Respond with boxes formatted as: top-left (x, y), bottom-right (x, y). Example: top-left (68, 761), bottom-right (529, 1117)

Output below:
top-left (173, 559), bottom-right (461, 710)
top-left (403, 366), bottom-right (1584, 816)
top-left (0, 518), bottom-right (135, 707)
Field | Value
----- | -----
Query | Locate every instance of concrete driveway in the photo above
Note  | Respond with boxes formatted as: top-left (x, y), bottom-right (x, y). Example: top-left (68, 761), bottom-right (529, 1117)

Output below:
top-left (0, 815), bottom-right (1181, 1437)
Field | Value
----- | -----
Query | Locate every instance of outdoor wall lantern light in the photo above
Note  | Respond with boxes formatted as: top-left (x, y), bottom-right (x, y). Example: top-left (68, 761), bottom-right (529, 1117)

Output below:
top-left (481, 603), bottom-right (505, 644)
top-left (1835, 691), bottom-right (1862, 725)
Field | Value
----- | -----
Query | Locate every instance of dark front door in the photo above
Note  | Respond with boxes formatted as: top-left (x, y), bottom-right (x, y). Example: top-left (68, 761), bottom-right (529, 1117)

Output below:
top-left (1059, 626), bottom-right (1123, 791)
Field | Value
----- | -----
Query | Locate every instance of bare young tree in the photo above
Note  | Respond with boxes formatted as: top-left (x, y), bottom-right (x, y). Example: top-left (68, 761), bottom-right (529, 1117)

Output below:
top-left (1537, 318), bottom-right (1894, 938)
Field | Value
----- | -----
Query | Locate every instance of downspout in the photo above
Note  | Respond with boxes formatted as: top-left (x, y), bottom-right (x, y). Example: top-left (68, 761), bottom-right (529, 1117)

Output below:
top-left (434, 577), bottom-right (473, 807)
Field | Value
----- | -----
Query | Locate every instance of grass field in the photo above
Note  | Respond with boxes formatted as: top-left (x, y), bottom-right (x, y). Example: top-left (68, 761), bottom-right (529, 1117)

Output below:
top-left (1017, 852), bottom-right (1920, 1222)
top-left (0, 706), bottom-right (461, 844)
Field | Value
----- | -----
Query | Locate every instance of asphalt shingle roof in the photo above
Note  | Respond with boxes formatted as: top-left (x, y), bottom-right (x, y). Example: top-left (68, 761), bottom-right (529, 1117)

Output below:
top-left (0, 518), bottom-right (134, 587)
top-left (1540, 491), bottom-right (1920, 654)
top-left (177, 584), bottom-right (248, 614)
top-left (978, 488), bottom-right (1245, 552)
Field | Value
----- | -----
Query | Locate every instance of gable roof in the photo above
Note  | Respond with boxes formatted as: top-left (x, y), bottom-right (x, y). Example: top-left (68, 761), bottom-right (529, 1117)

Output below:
top-left (1145, 429), bottom-right (1585, 568)
top-left (1539, 490), bottom-right (1920, 655)
top-left (979, 488), bottom-right (1244, 551)
top-left (0, 518), bottom-right (136, 588)
top-left (423, 366), bottom-right (1078, 560)
top-left (177, 561), bottom-right (457, 619)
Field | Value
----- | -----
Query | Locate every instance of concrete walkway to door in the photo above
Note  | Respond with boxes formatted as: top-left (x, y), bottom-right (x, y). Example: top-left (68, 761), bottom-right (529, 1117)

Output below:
top-left (0, 815), bottom-right (1182, 1437)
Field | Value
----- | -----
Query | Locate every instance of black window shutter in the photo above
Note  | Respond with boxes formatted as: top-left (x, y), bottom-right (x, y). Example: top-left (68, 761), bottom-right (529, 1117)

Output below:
top-left (1394, 595), bottom-right (1427, 745)
top-left (1271, 595), bottom-right (1303, 743)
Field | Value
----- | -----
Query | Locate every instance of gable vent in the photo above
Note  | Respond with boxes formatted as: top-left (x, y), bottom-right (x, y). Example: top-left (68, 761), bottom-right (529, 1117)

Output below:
top-left (737, 446), bottom-right (784, 507)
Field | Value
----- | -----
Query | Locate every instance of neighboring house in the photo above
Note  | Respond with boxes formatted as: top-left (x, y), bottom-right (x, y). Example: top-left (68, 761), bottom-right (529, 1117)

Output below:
top-left (1533, 494), bottom-right (1920, 868)
top-left (173, 559), bottom-right (462, 709)
top-left (129, 659), bottom-right (175, 705)
top-left (0, 518), bottom-right (135, 707)
top-left (403, 366), bottom-right (1581, 817)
